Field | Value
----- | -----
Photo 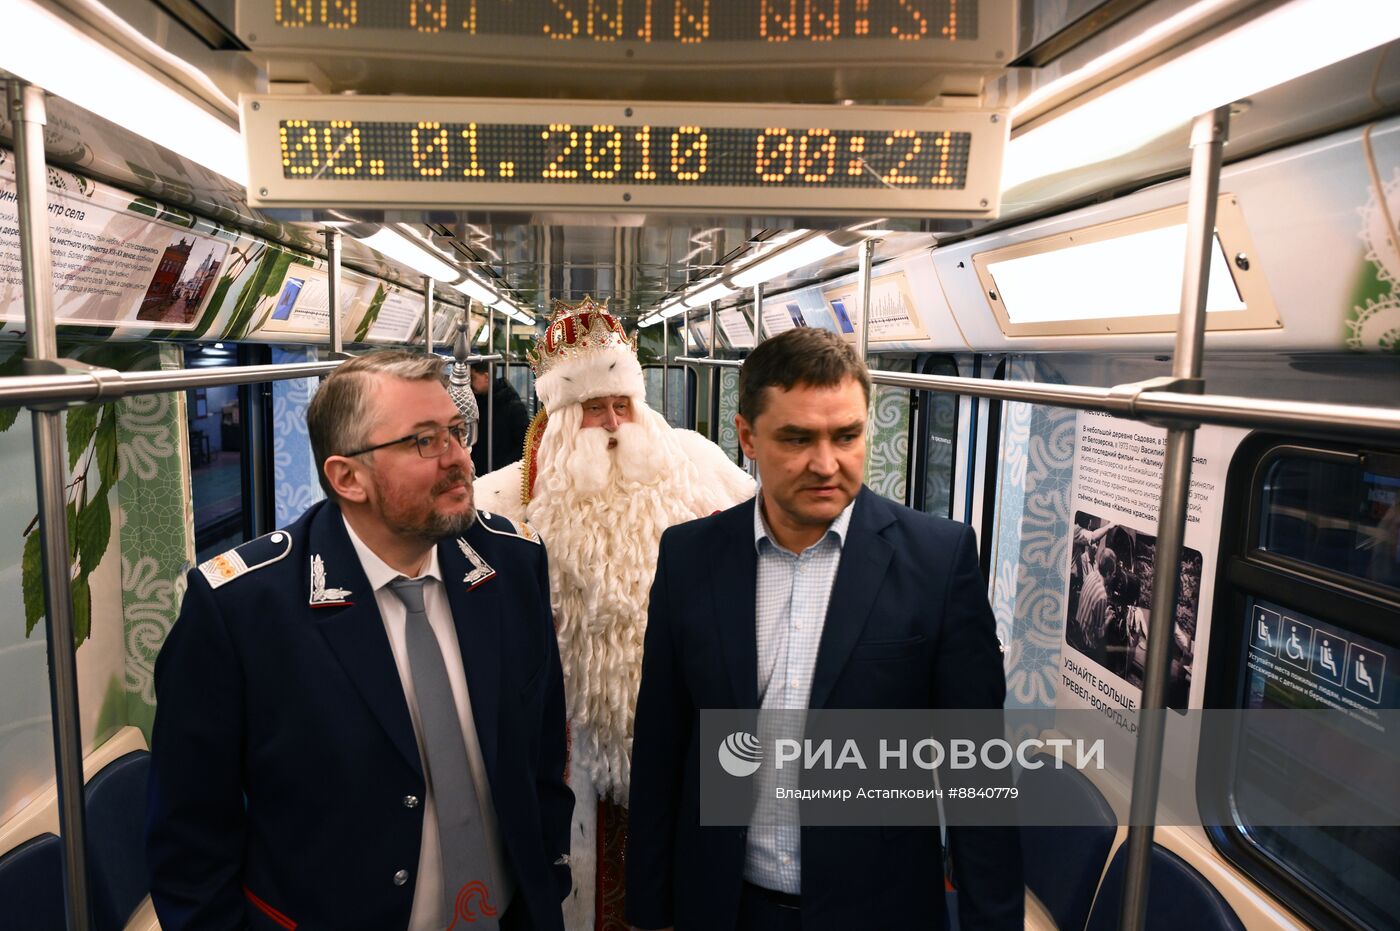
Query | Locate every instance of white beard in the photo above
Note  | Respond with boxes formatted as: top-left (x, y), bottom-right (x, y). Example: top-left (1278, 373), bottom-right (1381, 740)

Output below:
top-left (527, 402), bottom-right (738, 802)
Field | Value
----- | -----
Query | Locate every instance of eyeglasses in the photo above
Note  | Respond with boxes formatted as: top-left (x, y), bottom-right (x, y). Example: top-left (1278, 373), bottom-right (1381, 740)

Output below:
top-left (342, 422), bottom-right (476, 459)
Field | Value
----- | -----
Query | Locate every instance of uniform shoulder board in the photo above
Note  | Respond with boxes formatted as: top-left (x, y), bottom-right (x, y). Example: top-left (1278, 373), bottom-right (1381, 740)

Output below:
top-left (476, 510), bottom-right (541, 545)
top-left (197, 529), bottom-right (293, 590)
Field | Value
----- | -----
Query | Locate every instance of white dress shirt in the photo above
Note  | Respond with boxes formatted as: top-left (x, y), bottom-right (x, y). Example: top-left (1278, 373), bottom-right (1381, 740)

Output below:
top-left (743, 493), bottom-right (854, 894)
top-left (342, 517), bottom-right (512, 930)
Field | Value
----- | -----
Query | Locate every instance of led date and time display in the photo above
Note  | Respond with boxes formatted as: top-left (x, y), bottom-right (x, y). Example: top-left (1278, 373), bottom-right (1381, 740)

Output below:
top-left (277, 119), bottom-right (973, 190)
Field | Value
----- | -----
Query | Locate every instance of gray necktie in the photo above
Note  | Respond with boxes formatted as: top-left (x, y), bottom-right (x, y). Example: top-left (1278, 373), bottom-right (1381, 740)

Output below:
top-left (386, 576), bottom-right (502, 929)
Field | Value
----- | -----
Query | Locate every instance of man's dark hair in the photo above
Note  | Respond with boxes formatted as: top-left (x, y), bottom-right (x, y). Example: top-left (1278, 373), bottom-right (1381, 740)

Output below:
top-left (470, 362), bottom-right (490, 375)
top-left (737, 327), bottom-right (871, 424)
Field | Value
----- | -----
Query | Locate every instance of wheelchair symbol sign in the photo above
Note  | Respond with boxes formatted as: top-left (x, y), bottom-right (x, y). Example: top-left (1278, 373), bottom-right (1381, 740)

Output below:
top-left (1280, 618), bottom-right (1313, 671)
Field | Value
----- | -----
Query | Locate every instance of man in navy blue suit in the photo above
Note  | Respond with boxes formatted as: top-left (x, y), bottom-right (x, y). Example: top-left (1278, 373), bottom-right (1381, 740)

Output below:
top-left (627, 328), bottom-right (1022, 931)
top-left (147, 351), bottom-right (572, 930)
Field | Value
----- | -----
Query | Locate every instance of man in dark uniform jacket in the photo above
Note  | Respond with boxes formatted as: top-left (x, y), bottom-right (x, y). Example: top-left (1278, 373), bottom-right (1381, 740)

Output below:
top-left (627, 328), bottom-right (1021, 931)
top-left (147, 351), bottom-right (573, 930)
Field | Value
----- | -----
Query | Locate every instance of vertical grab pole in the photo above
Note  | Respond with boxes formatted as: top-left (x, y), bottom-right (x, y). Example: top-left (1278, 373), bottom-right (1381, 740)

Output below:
top-left (662, 313), bottom-right (670, 423)
top-left (504, 311), bottom-right (513, 414)
top-left (8, 80), bottom-right (94, 931)
top-left (747, 282), bottom-right (764, 477)
top-left (423, 277), bottom-right (435, 356)
top-left (752, 282), bottom-right (764, 346)
top-left (708, 301), bottom-right (718, 443)
top-left (486, 306), bottom-right (497, 472)
top-left (856, 237), bottom-right (877, 489)
top-left (1118, 105), bottom-right (1230, 931)
top-left (323, 228), bottom-right (342, 355)
top-left (682, 310), bottom-right (691, 429)
top-left (856, 238), bottom-right (875, 366)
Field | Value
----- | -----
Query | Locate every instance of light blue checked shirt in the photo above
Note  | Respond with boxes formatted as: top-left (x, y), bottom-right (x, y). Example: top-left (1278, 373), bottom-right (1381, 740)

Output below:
top-left (743, 492), bottom-right (855, 895)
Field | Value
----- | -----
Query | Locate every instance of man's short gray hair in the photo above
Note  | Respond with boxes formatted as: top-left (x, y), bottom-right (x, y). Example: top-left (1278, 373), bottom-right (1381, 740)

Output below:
top-left (307, 350), bottom-right (446, 499)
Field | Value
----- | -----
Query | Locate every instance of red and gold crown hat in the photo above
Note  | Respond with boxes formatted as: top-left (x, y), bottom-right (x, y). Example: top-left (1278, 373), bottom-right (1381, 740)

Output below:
top-left (528, 295), bottom-right (643, 415)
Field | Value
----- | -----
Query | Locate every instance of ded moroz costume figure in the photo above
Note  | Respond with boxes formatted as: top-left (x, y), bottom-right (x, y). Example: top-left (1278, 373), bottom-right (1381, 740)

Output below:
top-left (473, 297), bottom-right (754, 929)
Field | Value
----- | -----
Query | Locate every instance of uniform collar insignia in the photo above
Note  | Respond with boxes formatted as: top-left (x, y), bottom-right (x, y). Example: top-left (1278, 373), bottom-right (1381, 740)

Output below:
top-left (457, 538), bottom-right (496, 591)
top-left (309, 553), bottom-right (354, 607)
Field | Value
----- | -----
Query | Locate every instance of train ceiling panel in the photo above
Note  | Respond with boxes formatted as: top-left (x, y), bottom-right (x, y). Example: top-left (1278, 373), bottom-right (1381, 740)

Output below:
top-left (231, 0), bottom-right (1016, 101)
top-left (418, 222), bottom-right (933, 315)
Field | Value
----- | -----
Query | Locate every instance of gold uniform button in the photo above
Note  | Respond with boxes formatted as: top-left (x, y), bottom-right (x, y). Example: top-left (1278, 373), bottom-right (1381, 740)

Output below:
top-left (393, 869), bottom-right (409, 886)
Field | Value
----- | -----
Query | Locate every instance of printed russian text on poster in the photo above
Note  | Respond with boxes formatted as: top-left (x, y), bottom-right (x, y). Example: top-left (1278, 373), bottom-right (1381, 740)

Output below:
top-left (365, 288), bottom-right (425, 343)
top-left (717, 307), bottom-right (755, 349)
top-left (0, 170), bottom-right (229, 331)
top-left (1059, 412), bottom-right (1243, 716)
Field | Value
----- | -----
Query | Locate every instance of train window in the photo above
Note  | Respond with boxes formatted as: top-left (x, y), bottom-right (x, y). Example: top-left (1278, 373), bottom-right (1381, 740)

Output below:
top-left (185, 345), bottom-right (248, 561)
top-left (502, 362), bottom-right (537, 416)
top-left (1207, 436), bottom-right (1400, 931)
top-left (644, 364), bottom-right (693, 430)
top-left (916, 355), bottom-right (959, 518)
top-left (1258, 450), bottom-right (1400, 590)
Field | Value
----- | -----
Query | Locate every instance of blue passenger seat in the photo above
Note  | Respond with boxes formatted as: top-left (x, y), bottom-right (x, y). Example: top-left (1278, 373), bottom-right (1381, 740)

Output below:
top-left (1086, 843), bottom-right (1245, 931)
top-left (0, 833), bottom-right (66, 931)
top-left (1020, 756), bottom-right (1118, 931)
top-left (84, 750), bottom-right (152, 931)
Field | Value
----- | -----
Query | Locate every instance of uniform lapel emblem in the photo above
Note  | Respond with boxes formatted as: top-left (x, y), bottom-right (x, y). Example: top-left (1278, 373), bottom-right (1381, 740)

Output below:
top-left (457, 538), bottom-right (496, 591)
top-left (309, 554), bottom-right (354, 607)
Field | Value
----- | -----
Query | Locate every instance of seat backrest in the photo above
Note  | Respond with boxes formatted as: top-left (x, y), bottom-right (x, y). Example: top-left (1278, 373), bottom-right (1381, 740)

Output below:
top-left (1019, 757), bottom-right (1117, 931)
top-left (1086, 843), bottom-right (1245, 931)
top-left (84, 750), bottom-right (152, 931)
top-left (0, 833), bottom-right (66, 931)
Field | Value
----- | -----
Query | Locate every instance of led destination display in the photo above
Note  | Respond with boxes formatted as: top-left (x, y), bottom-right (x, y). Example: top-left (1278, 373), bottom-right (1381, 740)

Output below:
top-left (259, 0), bottom-right (976, 43)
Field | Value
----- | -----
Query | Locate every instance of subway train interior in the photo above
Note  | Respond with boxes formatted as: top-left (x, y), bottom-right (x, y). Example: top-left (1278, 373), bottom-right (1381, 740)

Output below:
top-left (1, 0), bottom-right (1399, 929)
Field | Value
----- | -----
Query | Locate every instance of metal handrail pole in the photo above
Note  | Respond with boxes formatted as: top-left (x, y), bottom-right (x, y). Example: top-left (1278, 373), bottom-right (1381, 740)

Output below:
top-left (424, 278), bottom-right (435, 355)
top-left (708, 302), bottom-right (718, 442)
top-left (682, 310), bottom-right (691, 428)
top-left (858, 371), bottom-right (1400, 442)
top-left (1133, 390), bottom-right (1400, 439)
top-left (677, 357), bottom-right (741, 368)
top-left (1120, 106), bottom-right (1230, 931)
top-left (9, 78), bottom-right (94, 931)
top-left (0, 361), bottom-right (346, 410)
top-left (865, 370), bottom-right (1129, 409)
top-left (856, 239), bottom-right (876, 365)
top-left (505, 312), bottom-right (513, 390)
top-left (752, 282), bottom-right (764, 346)
top-left (662, 315), bottom-right (670, 421)
top-left (746, 282), bottom-right (764, 476)
top-left (324, 229), bottom-right (342, 354)
top-left (487, 306), bottom-right (496, 472)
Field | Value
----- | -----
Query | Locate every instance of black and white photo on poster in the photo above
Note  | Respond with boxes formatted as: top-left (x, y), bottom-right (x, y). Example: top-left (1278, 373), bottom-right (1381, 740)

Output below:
top-left (1066, 511), bottom-right (1202, 711)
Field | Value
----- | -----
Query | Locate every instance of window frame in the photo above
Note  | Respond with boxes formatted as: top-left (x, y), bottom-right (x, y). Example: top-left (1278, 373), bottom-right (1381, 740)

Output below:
top-left (1203, 432), bottom-right (1400, 931)
top-left (642, 362), bottom-right (697, 430)
top-left (910, 353), bottom-right (960, 518)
